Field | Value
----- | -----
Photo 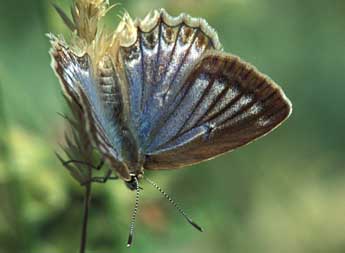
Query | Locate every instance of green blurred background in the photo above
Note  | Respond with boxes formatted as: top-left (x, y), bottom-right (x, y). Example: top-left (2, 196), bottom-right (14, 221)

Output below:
top-left (1, 0), bottom-right (345, 252)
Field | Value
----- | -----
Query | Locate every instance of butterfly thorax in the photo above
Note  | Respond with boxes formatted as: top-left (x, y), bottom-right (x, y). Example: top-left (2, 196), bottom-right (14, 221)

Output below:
top-left (116, 125), bottom-right (144, 179)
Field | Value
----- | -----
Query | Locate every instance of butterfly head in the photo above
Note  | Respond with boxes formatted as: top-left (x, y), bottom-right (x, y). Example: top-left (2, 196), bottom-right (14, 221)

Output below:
top-left (107, 158), bottom-right (144, 188)
top-left (121, 149), bottom-right (145, 186)
top-left (124, 172), bottom-right (144, 191)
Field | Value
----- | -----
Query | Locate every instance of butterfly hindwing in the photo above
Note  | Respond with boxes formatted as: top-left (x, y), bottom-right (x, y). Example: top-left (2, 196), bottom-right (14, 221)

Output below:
top-left (143, 51), bottom-right (292, 169)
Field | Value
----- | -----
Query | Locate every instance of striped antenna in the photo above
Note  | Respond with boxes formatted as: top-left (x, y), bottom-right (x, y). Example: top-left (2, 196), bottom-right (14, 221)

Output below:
top-left (127, 177), bottom-right (141, 247)
top-left (144, 177), bottom-right (203, 232)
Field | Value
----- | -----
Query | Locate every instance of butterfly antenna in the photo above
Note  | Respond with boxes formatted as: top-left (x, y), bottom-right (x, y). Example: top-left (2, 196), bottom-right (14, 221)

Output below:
top-left (144, 177), bottom-right (203, 232)
top-left (127, 177), bottom-right (140, 247)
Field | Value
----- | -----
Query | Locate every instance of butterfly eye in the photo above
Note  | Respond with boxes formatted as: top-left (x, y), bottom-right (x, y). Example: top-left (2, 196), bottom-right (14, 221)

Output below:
top-left (125, 176), bottom-right (139, 191)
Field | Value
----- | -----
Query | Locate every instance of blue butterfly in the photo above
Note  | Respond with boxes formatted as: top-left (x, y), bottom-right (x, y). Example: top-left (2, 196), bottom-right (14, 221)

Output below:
top-left (50, 8), bottom-right (292, 246)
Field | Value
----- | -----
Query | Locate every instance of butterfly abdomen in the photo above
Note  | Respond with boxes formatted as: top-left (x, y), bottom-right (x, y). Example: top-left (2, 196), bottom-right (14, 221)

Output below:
top-left (97, 55), bottom-right (124, 119)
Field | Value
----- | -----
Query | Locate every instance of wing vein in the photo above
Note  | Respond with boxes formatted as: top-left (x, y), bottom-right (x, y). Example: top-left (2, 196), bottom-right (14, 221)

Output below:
top-left (189, 59), bottom-right (238, 129)
top-left (216, 81), bottom-right (269, 127)
top-left (162, 28), bottom-right (200, 101)
top-left (169, 76), bottom-right (216, 142)
top-left (145, 29), bottom-right (201, 148)
top-left (141, 20), bottom-right (163, 124)
top-left (154, 19), bottom-right (163, 84)
top-left (199, 87), bottom-right (243, 127)
top-left (139, 30), bottom-right (146, 111)
top-left (142, 24), bottom-right (183, 144)
top-left (155, 76), bottom-right (216, 150)
top-left (141, 24), bottom-right (183, 144)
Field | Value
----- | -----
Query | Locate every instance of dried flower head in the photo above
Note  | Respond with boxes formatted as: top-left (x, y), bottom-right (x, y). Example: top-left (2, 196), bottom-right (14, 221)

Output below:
top-left (53, 0), bottom-right (121, 67)
top-left (72, 0), bottom-right (110, 41)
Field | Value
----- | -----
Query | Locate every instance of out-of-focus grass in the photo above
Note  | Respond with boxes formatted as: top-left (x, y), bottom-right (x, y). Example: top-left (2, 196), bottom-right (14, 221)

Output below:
top-left (0, 0), bottom-right (345, 252)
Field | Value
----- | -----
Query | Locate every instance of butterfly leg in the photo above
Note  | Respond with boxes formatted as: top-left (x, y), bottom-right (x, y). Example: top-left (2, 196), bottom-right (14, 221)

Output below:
top-left (59, 155), bottom-right (118, 185)
top-left (81, 169), bottom-right (119, 185)
top-left (94, 158), bottom-right (105, 171)
top-left (61, 157), bottom-right (105, 171)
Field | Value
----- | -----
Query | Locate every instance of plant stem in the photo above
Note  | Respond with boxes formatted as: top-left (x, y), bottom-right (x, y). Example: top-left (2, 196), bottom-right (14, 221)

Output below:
top-left (80, 183), bottom-right (92, 253)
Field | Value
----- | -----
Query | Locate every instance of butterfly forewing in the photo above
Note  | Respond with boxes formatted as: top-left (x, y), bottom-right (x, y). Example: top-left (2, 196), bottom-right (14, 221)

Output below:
top-left (118, 10), bottom-right (222, 146)
top-left (143, 52), bottom-right (292, 170)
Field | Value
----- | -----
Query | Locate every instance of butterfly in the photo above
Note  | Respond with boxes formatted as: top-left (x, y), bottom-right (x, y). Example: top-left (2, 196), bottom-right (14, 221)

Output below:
top-left (50, 7), bottom-right (292, 247)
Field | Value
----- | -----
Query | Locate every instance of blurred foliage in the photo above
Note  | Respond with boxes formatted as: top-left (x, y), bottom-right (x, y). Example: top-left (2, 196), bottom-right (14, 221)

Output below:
top-left (0, 0), bottom-right (345, 252)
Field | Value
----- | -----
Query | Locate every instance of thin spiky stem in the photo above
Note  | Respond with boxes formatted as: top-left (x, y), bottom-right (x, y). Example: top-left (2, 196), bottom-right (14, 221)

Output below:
top-left (80, 182), bottom-right (92, 253)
